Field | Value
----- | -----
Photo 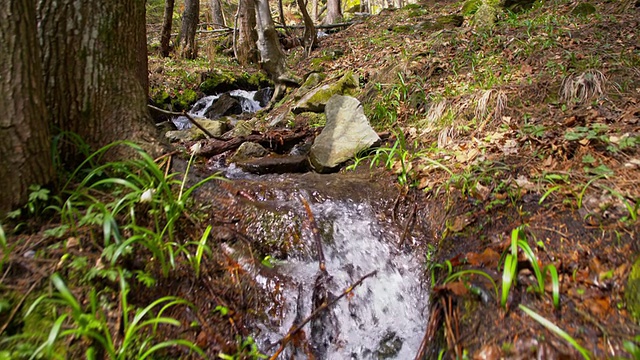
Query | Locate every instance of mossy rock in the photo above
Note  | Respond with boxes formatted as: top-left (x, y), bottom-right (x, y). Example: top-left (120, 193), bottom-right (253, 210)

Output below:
top-left (472, 2), bottom-right (499, 28)
top-left (292, 71), bottom-right (359, 114)
top-left (626, 257), bottom-right (640, 322)
top-left (392, 25), bottom-right (414, 34)
top-left (462, 0), bottom-right (482, 15)
top-left (200, 70), bottom-right (272, 95)
top-left (150, 89), bottom-right (171, 107)
top-left (417, 14), bottom-right (464, 31)
top-left (295, 72), bottom-right (327, 100)
top-left (571, 2), bottom-right (597, 16)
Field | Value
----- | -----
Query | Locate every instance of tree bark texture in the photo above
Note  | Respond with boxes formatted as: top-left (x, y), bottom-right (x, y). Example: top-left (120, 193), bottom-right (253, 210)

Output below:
top-left (179, 0), bottom-right (199, 59)
top-left (0, 0), bottom-right (53, 216)
top-left (160, 0), bottom-right (175, 57)
top-left (324, 0), bottom-right (342, 24)
top-left (236, 0), bottom-right (259, 66)
top-left (37, 0), bottom-right (160, 164)
top-left (209, 0), bottom-right (226, 28)
top-left (253, 0), bottom-right (287, 81)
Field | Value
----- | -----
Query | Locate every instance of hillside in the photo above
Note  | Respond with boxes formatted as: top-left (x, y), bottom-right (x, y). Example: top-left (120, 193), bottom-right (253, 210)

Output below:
top-left (146, 0), bottom-right (640, 357)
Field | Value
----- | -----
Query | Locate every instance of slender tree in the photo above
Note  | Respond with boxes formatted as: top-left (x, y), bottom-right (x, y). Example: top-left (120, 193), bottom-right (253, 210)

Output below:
top-left (209, 0), bottom-right (226, 29)
top-left (0, 0), bottom-right (52, 216)
top-left (179, 0), bottom-right (199, 59)
top-left (324, 0), bottom-right (342, 24)
top-left (160, 0), bottom-right (175, 57)
top-left (253, 0), bottom-right (301, 103)
top-left (236, 0), bottom-right (259, 65)
top-left (298, 0), bottom-right (317, 56)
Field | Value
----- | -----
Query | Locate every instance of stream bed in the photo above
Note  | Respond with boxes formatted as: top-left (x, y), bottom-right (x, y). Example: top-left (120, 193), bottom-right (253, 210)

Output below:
top-left (211, 170), bottom-right (430, 359)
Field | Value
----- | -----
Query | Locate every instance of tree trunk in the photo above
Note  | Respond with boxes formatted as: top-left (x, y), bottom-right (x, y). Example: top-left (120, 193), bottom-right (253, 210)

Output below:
top-left (209, 0), bottom-right (226, 29)
top-left (0, 0), bottom-right (52, 216)
top-left (160, 0), bottom-right (175, 57)
top-left (254, 0), bottom-right (287, 80)
top-left (37, 0), bottom-right (161, 164)
top-left (324, 0), bottom-right (342, 24)
top-left (236, 0), bottom-right (259, 66)
top-left (312, 0), bottom-right (319, 22)
top-left (298, 0), bottom-right (317, 56)
top-left (179, 0), bottom-right (199, 59)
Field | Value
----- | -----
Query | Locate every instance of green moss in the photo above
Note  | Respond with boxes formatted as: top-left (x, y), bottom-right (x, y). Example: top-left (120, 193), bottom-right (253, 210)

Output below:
top-left (392, 25), bottom-right (414, 34)
top-left (626, 257), bottom-right (640, 322)
top-left (171, 89), bottom-right (198, 111)
top-left (296, 112), bottom-right (326, 128)
top-left (150, 89), bottom-right (171, 106)
top-left (571, 2), bottom-right (597, 16)
top-left (462, 0), bottom-right (482, 15)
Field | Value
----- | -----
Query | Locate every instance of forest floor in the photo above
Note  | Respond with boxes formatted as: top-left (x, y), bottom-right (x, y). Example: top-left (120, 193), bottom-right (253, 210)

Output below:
top-left (149, 0), bottom-right (640, 357)
top-left (1, 0), bottom-right (639, 359)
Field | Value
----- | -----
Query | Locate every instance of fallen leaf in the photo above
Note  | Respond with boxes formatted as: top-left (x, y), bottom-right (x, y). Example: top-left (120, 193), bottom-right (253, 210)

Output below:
top-left (449, 213), bottom-right (474, 232)
top-left (466, 248), bottom-right (500, 267)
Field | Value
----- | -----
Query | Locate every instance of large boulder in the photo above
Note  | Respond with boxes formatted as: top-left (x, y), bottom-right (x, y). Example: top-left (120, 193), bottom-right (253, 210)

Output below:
top-left (292, 72), bottom-right (359, 114)
top-left (309, 95), bottom-right (380, 173)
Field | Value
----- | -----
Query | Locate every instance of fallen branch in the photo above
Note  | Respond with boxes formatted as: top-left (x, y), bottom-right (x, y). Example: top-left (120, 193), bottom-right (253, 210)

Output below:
top-left (268, 270), bottom-right (377, 360)
top-left (199, 128), bottom-right (312, 157)
top-left (147, 104), bottom-right (223, 140)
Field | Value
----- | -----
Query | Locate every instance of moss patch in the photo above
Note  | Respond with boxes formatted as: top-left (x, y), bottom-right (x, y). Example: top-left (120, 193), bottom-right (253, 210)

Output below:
top-left (626, 257), bottom-right (640, 322)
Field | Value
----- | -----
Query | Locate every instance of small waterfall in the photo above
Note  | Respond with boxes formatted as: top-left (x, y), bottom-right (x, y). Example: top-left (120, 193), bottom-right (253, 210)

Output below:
top-left (172, 89), bottom-right (265, 130)
top-left (252, 199), bottom-right (428, 359)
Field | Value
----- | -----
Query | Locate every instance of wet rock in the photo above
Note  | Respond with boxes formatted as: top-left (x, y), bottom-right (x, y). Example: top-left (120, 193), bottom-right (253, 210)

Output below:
top-left (309, 95), bottom-right (380, 173)
top-left (204, 93), bottom-right (243, 119)
top-left (230, 142), bottom-right (268, 162)
top-left (376, 331), bottom-right (403, 359)
top-left (292, 72), bottom-right (359, 114)
top-left (235, 155), bottom-right (309, 174)
top-left (626, 257), bottom-right (640, 321)
top-left (164, 119), bottom-right (227, 142)
top-left (254, 87), bottom-right (274, 107)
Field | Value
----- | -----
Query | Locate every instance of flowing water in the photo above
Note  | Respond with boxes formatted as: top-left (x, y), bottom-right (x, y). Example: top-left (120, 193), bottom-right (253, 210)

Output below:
top-left (172, 89), bottom-right (264, 130)
top-left (215, 171), bottom-right (430, 359)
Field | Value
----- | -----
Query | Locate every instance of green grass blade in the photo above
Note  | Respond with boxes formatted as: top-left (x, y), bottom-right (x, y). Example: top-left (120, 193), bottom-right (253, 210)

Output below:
top-left (545, 264), bottom-right (560, 309)
top-left (501, 254), bottom-right (517, 308)
top-left (444, 269), bottom-right (499, 300)
top-left (138, 339), bottom-right (205, 360)
top-left (517, 240), bottom-right (544, 294)
top-left (519, 304), bottom-right (591, 359)
top-left (194, 225), bottom-right (212, 278)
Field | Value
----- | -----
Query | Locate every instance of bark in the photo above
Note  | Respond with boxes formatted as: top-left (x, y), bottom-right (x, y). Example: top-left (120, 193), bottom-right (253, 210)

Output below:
top-left (312, 0), bottom-right (319, 22)
top-left (179, 0), bottom-right (199, 59)
top-left (0, 0), bottom-right (52, 216)
top-left (160, 0), bottom-right (175, 57)
top-left (324, 0), bottom-right (342, 24)
top-left (37, 0), bottom-right (161, 164)
top-left (209, 0), bottom-right (226, 29)
top-left (236, 0), bottom-right (259, 65)
top-left (253, 0), bottom-right (287, 81)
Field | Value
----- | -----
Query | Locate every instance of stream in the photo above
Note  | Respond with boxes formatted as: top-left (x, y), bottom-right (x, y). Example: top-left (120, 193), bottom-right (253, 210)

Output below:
top-left (183, 93), bottom-right (430, 359)
top-left (215, 172), bottom-right (430, 359)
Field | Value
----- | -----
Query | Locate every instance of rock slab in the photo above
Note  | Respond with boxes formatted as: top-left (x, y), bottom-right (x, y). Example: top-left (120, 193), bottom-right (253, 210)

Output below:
top-left (309, 95), bottom-right (380, 173)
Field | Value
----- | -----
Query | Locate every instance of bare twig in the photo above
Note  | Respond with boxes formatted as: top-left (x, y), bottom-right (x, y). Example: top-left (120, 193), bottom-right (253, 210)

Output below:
top-left (0, 277), bottom-right (43, 336)
top-left (301, 196), bottom-right (326, 271)
top-left (147, 104), bottom-right (223, 140)
top-left (268, 270), bottom-right (378, 359)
